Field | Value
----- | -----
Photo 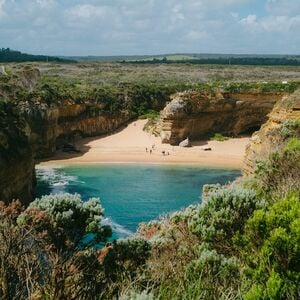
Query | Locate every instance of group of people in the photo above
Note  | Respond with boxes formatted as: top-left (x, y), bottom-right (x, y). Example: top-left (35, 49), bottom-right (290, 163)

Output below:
top-left (146, 145), bottom-right (170, 156)
top-left (146, 144), bottom-right (155, 154)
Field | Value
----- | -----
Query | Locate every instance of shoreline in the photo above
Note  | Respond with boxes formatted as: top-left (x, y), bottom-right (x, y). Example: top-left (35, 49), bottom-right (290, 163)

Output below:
top-left (39, 120), bottom-right (250, 170)
top-left (37, 161), bottom-right (242, 170)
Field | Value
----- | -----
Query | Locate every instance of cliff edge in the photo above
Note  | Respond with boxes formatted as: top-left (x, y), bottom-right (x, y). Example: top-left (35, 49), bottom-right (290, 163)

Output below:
top-left (243, 90), bottom-right (300, 175)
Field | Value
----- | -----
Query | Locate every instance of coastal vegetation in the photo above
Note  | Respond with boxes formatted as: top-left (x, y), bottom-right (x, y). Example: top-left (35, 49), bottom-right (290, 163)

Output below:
top-left (0, 135), bottom-right (299, 299)
top-left (0, 62), bottom-right (300, 299)
top-left (210, 133), bottom-right (229, 141)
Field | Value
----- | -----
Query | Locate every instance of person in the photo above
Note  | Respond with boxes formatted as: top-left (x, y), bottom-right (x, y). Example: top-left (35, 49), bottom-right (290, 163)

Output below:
top-left (150, 149), bottom-right (152, 154)
top-left (146, 147), bottom-right (148, 152)
top-left (162, 150), bottom-right (165, 156)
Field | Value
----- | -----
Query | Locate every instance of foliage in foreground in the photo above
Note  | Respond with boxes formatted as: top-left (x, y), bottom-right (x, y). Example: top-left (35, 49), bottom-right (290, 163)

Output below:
top-left (237, 193), bottom-right (300, 300)
top-left (0, 138), bottom-right (299, 299)
top-left (134, 137), bottom-right (300, 300)
top-left (0, 194), bottom-right (151, 299)
top-left (18, 193), bottom-right (112, 250)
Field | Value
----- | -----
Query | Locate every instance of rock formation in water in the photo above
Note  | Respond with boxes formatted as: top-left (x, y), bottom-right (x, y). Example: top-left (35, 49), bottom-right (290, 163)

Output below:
top-left (243, 90), bottom-right (300, 175)
top-left (156, 90), bottom-right (285, 145)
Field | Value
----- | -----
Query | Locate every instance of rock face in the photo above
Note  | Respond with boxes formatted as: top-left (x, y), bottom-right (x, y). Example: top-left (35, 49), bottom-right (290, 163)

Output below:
top-left (243, 91), bottom-right (300, 175)
top-left (20, 101), bottom-right (132, 158)
top-left (157, 91), bottom-right (284, 145)
top-left (0, 108), bottom-right (35, 205)
top-left (0, 99), bottom-right (132, 204)
top-left (179, 137), bottom-right (191, 147)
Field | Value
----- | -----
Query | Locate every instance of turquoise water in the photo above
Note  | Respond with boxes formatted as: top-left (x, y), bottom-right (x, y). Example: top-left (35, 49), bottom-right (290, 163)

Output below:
top-left (36, 164), bottom-right (240, 237)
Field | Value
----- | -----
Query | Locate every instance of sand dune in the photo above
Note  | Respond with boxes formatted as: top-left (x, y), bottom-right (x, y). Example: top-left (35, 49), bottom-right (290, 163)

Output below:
top-left (40, 120), bottom-right (250, 169)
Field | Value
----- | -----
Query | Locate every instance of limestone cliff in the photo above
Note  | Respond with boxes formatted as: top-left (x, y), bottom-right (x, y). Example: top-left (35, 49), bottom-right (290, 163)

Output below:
top-left (0, 100), bottom-right (132, 204)
top-left (0, 106), bottom-right (35, 205)
top-left (0, 67), bottom-right (133, 203)
top-left (243, 90), bottom-right (300, 175)
top-left (20, 101), bottom-right (132, 158)
top-left (157, 91), bottom-right (284, 145)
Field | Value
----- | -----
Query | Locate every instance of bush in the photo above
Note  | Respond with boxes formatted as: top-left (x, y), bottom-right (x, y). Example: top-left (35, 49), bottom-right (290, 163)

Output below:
top-left (210, 133), bottom-right (229, 141)
top-left (138, 109), bottom-right (160, 120)
top-left (184, 248), bottom-right (242, 300)
top-left (189, 187), bottom-right (261, 252)
top-left (255, 138), bottom-right (300, 201)
top-left (284, 137), bottom-right (300, 153)
top-left (280, 120), bottom-right (300, 138)
top-left (18, 193), bottom-right (111, 249)
top-left (236, 193), bottom-right (300, 299)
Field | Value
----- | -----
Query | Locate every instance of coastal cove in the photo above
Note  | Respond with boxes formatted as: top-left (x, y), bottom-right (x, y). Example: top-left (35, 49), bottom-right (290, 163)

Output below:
top-left (36, 164), bottom-right (241, 237)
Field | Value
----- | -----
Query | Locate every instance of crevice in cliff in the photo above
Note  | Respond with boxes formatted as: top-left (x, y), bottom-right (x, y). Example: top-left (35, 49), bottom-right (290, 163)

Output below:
top-left (156, 91), bottom-right (285, 145)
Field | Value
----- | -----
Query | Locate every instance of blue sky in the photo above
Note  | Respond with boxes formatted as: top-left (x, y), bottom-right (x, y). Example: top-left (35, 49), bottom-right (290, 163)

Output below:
top-left (0, 0), bottom-right (299, 56)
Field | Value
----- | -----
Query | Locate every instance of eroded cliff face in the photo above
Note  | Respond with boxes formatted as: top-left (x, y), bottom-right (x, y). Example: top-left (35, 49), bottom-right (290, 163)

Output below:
top-left (243, 91), bottom-right (300, 175)
top-left (0, 100), bottom-right (132, 204)
top-left (21, 101), bottom-right (132, 158)
top-left (0, 107), bottom-right (35, 205)
top-left (156, 91), bottom-right (284, 145)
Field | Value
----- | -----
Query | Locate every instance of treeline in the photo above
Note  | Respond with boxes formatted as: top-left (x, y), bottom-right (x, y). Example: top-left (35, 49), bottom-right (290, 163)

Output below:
top-left (0, 48), bottom-right (76, 63)
top-left (124, 56), bottom-right (300, 66)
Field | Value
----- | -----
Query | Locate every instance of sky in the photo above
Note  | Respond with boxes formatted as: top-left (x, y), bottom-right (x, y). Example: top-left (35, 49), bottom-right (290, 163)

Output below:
top-left (0, 0), bottom-right (299, 56)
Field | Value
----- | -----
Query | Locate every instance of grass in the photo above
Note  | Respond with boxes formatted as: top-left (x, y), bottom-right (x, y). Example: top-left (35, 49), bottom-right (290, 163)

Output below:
top-left (210, 133), bottom-right (229, 141)
top-left (138, 109), bottom-right (160, 120)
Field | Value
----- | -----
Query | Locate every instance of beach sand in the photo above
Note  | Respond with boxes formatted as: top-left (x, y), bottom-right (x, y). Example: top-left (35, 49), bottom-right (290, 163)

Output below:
top-left (39, 120), bottom-right (250, 169)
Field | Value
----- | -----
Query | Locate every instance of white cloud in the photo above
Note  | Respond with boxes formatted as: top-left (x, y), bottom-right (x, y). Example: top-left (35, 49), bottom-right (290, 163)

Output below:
top-left (240, 13), bottom-right (300, 33)
top-left (35, 0), bottom-right (56, 9)
top-left (0, 0), bottom-right (6, 17)
top-left (185, 30), bottom-right (209, 41)
top-left (240, 14), bottom-right (257, 25)
top-left (266, 0), bottom-right (300, 16)
top-left (231, 12), bottom-right (239, 19)
top-left (0, 0), bottom-right (299, 55)
top-left (67, 4), bottom-right (108, 20)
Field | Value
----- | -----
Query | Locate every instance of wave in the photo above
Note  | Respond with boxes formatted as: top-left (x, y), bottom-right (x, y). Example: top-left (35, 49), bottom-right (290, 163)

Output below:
top-left (36, 167), bottom-right (81, 193)
top-left (102, 217), bottom-right (133, 238)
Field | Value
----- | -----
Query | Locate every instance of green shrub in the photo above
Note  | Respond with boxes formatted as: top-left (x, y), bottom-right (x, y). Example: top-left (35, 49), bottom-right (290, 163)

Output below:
top-left (189, 187), bottom-right (261, 252)
top-left (113, 237), bottom-right (151, 267)
top-left (236, 193), bottom-right (300, 299)
top-left (138, 109), bottom-right (160, 120)
top-left (184, 248), bottom-right (241, 300)
top-left (284, 137), bottom-right (300, 153)
top-left (18, 193), bottom-right (111, 249)
top-left (280, 120), bottom-right (300, 138)
top-left (255, 138), bottom-right (300, 201)
top-left (210, 133), bottom-right (229, 141)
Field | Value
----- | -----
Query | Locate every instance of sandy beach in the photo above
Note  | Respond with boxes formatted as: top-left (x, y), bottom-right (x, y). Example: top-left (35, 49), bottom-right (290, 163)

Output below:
top-left (39, 120), bottom-right (250, 169)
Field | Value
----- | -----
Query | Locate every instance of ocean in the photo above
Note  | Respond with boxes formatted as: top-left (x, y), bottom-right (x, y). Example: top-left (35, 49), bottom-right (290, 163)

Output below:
top-left (36, 164), bottom-right (240, 238)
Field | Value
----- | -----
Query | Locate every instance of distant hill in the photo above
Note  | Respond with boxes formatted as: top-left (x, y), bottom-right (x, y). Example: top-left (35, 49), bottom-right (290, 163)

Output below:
top-left (2, 49), bottom-right (299, 66)
top-left (0, 48), bottom-right (76, 63)
top-left (122, 53), bottom-right (300, 66)
top-left (63, 53), bottom-right (300, 66)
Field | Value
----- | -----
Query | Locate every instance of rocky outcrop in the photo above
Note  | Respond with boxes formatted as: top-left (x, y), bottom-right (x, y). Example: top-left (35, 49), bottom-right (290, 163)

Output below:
top-left (0, 100), bottom-right (132, 204)
top-left (20, 101), bottom-right (132, 158)
top-left (243, 91), bottom-right (300, 175)
top-left (157, 91), bottom-right (284, 145)
top-left (0, 108), bottom-right (35, 205)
